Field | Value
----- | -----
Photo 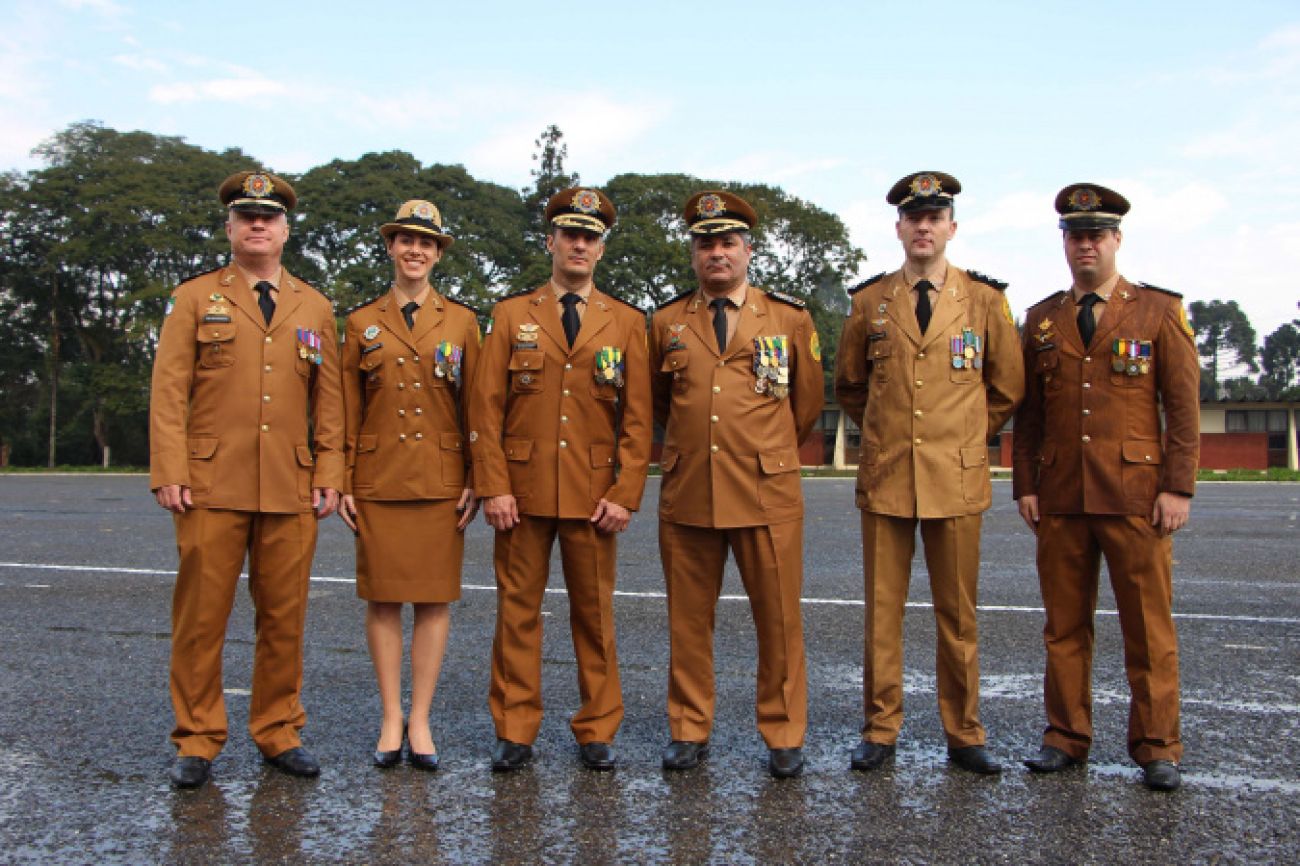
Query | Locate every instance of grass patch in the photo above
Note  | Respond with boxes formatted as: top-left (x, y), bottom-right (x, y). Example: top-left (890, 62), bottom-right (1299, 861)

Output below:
top-left (1196, 467), bottom-right (1300, 482)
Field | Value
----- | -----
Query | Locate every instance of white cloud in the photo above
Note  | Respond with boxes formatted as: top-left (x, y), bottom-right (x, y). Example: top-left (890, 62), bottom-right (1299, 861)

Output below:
top-left (58, 0), bottom-right (126, 16)
top-left (149, 76), bottom-right (291, 105)
top-left (111, 53), bottom-right (167, 74)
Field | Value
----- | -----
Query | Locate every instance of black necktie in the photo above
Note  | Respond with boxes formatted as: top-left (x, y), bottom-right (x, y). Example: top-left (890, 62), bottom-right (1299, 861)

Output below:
top-left (709, 298), bottom-right (730, 352)
top-left (402, 301), bottom-right (419, 331)
top-left (560, 293), bottom-right (582, 347)
top-left (254, 281), bottom-right (276, 325)
top-left (1077, 292), bottom-right (1101, 346)
top-left (914, 280), bottom-right (933, 334)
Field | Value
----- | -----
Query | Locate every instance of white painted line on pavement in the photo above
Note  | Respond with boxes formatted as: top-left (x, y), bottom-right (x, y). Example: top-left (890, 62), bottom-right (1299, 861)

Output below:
top-left (3, 561), bottom-right (1299, 626)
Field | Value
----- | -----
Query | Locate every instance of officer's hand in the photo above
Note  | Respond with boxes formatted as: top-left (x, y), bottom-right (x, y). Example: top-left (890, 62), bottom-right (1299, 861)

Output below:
top-left (314, 487), bottom-right (339, 519)
top-left (456, 487), bottom-right (479, 531)
top-left (339, 494), bottom-right (359, 533)
top-left (155, 484), bottom-right (192, 514)
top-left (1151, 491), bottom-right (1190, 537)
top-left (1017, 495), bottom-right (1040, 533)
top-left (591, 499), bottom-right (631, 534)
top-left (483, 495), bottom-right (520, 532)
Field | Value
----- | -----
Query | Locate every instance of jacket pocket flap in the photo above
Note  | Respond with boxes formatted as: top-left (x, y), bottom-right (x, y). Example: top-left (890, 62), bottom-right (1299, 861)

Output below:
top-left (356, 434), bottom-right (378, 454)
top-left (869, 341), bottom-right (892, 360)
top-left (661, 353), bottom-right (689, 373)
top-left (758, 449), bottom-right (801, 475)
top-left (1121, 441), bottom-right (1163, 464)
top-left (187, 437), bottom-right (219, 459)
top-left (440, 432), bottom-right (463, 451)
top-left (960, 446), bottom-right (987, 468)
top-left (1035, 351), bottom-right (1059, 372)
top-left (508, 351), bottom-right (544, 372)
top-left (296, 445), bottom-right (315, 467)
top-left (196, 325), bottom-right (234, 343)
top-left (590, 443), bottom-right (616, 468)
top-left (659, 449), bottom-right (679, 472)
top-left (359, 351), bottom-right (383, 371)
top-left (504, 437), bottom-right (533, 462)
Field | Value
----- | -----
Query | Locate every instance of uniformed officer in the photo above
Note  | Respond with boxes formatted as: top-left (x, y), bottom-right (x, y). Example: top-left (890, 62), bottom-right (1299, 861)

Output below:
top-left (1013, 184), bottom-right (1200, 791)
top-left (835, 171), bottom-right (1024, 775)
top-left (150, 170), bottom-right (344, 788)
top-left (468, 187), bottom-right (652, 772)
top-left (650, 191), bottom-right (823, 779)
top-left (338, 199), bottom-right (480, 771)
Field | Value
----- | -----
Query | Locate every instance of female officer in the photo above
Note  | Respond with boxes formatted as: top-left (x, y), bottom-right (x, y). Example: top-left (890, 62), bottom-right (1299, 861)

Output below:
top-left (339, 199), bottom-right (480, 769)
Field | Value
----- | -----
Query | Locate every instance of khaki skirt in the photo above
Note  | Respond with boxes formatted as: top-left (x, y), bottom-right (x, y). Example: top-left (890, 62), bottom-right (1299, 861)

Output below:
top-left (355, 499), bottom-right (465, 603)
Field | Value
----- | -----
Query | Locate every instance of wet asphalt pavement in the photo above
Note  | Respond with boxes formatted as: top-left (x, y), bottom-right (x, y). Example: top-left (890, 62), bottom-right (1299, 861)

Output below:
top-left (0, 475), bottom-right (1297, 865)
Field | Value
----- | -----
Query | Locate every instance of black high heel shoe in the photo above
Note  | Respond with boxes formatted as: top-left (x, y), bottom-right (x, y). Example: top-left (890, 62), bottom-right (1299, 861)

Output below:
top-left (373, 724), bottom-right (405, 769)
top-left (407, 729), bottom-right (440, 772)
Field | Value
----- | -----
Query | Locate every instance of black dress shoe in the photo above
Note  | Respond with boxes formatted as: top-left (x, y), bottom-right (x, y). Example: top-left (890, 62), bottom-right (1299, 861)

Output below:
top-left (265, 746), bottom-right (321, 778)
top-left (662, 740), bottom-right (708, 770)
top-left (850, 740), bottom-right (895, 772)
top-left (373, 747), bottom-right (402, 769)
top-left (168, 756), bottom-right (211, 789)
top-left (948, 745), bottom-right (1002, 775)
top-left (579, 742), bottom-right (617, 771)
top-left (1024, 745), bottom-right (1083, 774)
top-left (491, 739), bottom-right (534, 772)
top-left (768, 747), bottom-right (805, 779)
top-left (1142, 760), bottom-right (1181, 791)
top-left (408, 749), bottom-right (440, 772)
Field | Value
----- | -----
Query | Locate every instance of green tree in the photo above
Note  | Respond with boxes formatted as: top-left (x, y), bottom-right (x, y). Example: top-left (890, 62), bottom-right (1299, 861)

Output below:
top-left (1260, 321), bottom-right (1300, 399)
top-left (514, 125), bottom-right (580, 292)
top-left (1189, 299), bottom-right (1257, 399)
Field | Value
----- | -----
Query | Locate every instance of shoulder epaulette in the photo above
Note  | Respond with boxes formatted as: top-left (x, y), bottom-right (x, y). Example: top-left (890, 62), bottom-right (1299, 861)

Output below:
top-left (601, 292), bottom-right (645, 313)
top-left (848, 272), bottom-right (886, 295)
top-left (496, 286), bottom-right (539, 303)
top-left (765, 290), bottom-right (806, 309)
top-left (967, 269), bottom-right (1008, 291)
top-left (176, 266), bottom-right (222, 287)
top-left (656, 289), bottom-right (695, 310)
top-left (342, 295), bottom-right (383, 319)
top-left (443, 294), bottom-right (481, 316)
top-left (1028, 290), bottom-right (1067, 312)
top-left (1135, 281), bottom-right (1182, 299)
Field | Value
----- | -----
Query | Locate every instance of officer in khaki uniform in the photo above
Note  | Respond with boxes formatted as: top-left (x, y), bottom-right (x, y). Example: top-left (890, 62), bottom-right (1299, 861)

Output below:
top-left (469, 187), bottom-right (652, 772)
top-left (1014, 184), bottom-right (1200, 791)
top-left (338, 199), bottom-right (480, 770)
top-left (650, 191), bottom-right (823, 779)
top-left (150, 171), bottom-right (344, 788)
top-left (835, 172), bottom-right (1023, 775)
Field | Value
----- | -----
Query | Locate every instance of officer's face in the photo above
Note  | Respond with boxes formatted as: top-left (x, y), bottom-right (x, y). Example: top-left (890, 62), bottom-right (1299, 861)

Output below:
top-left (547, 227), bottom-right (605, 282)
top-left (895, 208), bottom-right (956, 263)
top-left (226, 210), bottom-right (289, 263)
top-left (1064, 228), bottom-right (1122, 282)
top-left (691, 231), bottom-right (752, 294)
top-left (387, 231), bottom-right (443, 283)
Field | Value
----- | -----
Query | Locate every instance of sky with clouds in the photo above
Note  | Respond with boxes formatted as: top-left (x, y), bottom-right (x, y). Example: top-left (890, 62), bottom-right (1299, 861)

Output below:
top-left (3, 0), bottom-right (1299, 342)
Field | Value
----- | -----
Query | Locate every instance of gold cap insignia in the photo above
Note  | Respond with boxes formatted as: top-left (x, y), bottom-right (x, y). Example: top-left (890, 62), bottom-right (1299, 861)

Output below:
top-left (909, 174), bottom-right (942, 197)
top-left (696, 194), bottom-right (726, 218)
top-left (242, 173), bottom-right (274, 199)
top-left (1068, 188), bottom-right (1102, 211)
top-left (571, 189), bottom-right (602, 214)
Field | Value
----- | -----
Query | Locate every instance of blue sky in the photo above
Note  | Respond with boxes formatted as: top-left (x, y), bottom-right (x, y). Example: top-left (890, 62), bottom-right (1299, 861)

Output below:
top-left (3, 0), bottom-right (1299, 345)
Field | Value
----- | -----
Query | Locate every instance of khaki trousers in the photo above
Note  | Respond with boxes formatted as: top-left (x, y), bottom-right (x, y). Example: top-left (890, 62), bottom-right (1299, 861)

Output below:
top-left (860, 511), bottom-right (986, 748)
top-left (1036, 514), bottom-right (1181, 764)
top-left (660, 520), bottom-right (808, 749)
top-left (489, 515), bottom-right (623, 745)
top-left (170, 508), bottom-right (317, 760)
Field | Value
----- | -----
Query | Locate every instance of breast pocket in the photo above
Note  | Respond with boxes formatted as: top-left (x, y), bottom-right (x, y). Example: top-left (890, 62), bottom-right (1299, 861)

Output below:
top-left (1035, 349), bottom-right (1061, 391)
top-left (196, 324), bottom-right (235, 369)
top-left (509, 350), bottom-right (544, 394)
top-left (360, 348), bottom-right (384, 388)
top-left (661, 352), bottom-right (689, 394)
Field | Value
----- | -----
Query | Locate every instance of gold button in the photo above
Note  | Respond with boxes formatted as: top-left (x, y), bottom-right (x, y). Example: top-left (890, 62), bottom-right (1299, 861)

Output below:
top-left (778, 461), bottom-right (785, 468)
top-left (260, 424), bottom-right (269, 432)
top-left (710, 415), bottom-right (719, 423)
top-left (563, 389), bottom-right (571, 397)
top-left (712, 386), bottom-right (721, 393)
top-left (710, 445), bottom-right (719, 453)
top-left (414, 408), bottom-right (422, 416)
top-left (397, 358), bottom-right (405, 366)
top-left (1084, 356), bottom-right (1091, 363)
top-left (717, 360), bottom-right (725, 367)
top-left (264, 365), bottom-right (272, 373)
top-left (399, 434), bottom-right (407, 442)
top-left (1083, 382), bottom-right (1091, 389)
top-left (914, 437), bottom-right (922, 444)
top-left (413, 382), bottom-right (422, 389)
top-left (914, 410), bottom-right (923, 417)
top-left (398, 409), bottom-right (405, 417)
top-left (565, 363), bottom-right (573, 370)
top-left (915, 380), bottom-right (923, 388)
top-left (917, 352), bottom-right (925, 359)
top-left (398, 383), bottom-right (405, 390)
top-left (263, 395), bottom-right (271, 403)
top-left (212, 331), bottom-right (221, 338)
top-left (559, 440), bottom-right (568, 448)
top-left (415, 432), bottom-right (423, 441)
top-left (523, 360), bottom-right (530, 367)
top-left (1082, 435), bottom-right (1091, 443)
top-left (264, 336), bottom-right (272, 343)
top-left (561, 415), bottom-right (569, 423)
top-left (1145, 455), bottom-right (1152, 462)
top-left (412, 356), bottom-right (420, 362)
top-left (1082, 409), bottom-right (1091, 416)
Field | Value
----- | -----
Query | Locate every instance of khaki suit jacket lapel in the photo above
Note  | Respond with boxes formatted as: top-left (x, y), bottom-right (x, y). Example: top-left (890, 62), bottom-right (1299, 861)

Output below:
top-left (1089, 277), bottom-right (1138, 351)
top-left (919, 269), bottom-right (968, 352)
top-left (571, 289), bottom-right (614, 354)
top-left (883, 273), bottom-right (922, 347)
top-left (726, 289), bottom-right (767, 361)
